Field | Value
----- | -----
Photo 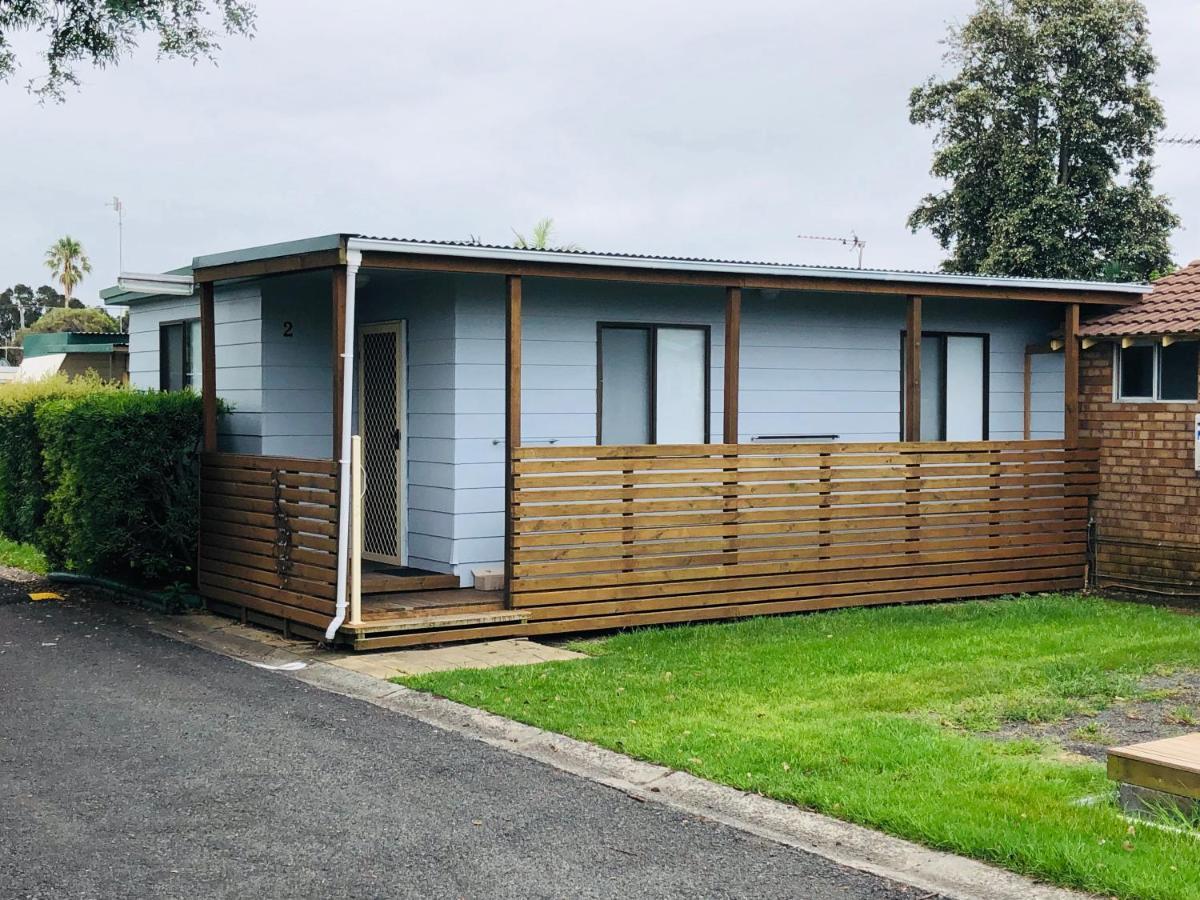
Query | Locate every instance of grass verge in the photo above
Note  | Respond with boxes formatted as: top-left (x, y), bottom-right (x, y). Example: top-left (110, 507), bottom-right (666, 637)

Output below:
top-left (400, 594), bottom-right (1200, 900)
top-left (0, 534), bottom-right (47, 574)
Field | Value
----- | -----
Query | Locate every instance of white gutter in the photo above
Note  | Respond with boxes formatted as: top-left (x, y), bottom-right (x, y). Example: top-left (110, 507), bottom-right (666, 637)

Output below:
top-left (345, 237), bottom-right (1148, 296)
top-left (326, 249), bottom-right (362, 642)
top-left (116, 272), bottom-right (195, 295)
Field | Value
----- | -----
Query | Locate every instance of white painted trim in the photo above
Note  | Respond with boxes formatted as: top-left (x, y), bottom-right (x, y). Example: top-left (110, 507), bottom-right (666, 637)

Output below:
top-left (356, 319), bottom-right (408, 567)
top-left (345, 237), bottom-right (1148, 295)
top-left (117, 272), bottom-right (195, 295)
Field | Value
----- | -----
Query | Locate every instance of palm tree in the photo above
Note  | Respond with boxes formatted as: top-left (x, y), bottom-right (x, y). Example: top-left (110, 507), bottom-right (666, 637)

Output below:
top-left (511, 218), bottom-right (580, 251)
top-left (44, 236), bottom-right (92, 305)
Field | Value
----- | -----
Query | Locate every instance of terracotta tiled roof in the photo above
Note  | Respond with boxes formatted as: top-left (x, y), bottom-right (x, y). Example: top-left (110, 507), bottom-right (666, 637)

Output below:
top-left (1080, 261), bottom-right (1200, 337)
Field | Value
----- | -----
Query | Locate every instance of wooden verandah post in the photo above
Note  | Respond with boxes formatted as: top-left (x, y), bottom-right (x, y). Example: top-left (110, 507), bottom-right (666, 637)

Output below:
top-left (903, 296), bottom-right (922, 441)
top-left (199, 282), bottom-right (218, 452)
top-left (1064, 303), bottom-right (1080, 445)
top-left (723, 287), bottom-right (741, 444)
top-left (504, 275), bottom-right (522, 606)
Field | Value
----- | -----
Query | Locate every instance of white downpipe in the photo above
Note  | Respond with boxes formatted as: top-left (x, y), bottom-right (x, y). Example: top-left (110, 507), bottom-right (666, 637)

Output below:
top-left (326, 250), bottom-right (362, 641)
top-left (348, 434), bottom-right (364, 627)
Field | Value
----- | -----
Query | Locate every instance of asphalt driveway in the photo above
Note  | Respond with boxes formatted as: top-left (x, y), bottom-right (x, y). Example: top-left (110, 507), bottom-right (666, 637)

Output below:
top-left (0, 592), bottom-right (920, 899)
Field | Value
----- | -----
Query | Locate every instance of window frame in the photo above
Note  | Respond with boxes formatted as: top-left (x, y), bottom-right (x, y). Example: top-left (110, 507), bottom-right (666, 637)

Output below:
top-left (899, 330), bottom-right (990, 441)
top-left (159, 318), bottom-right (199, 391)
top-left (1114, 340), bottom-right (1200, 403)
top-left (596, 321), bottom-right (711, 445)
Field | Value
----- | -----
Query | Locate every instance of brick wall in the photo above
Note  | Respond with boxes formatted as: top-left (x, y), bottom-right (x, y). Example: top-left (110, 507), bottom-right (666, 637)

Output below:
top-left (1079, 345), bottom-right (1200, 590)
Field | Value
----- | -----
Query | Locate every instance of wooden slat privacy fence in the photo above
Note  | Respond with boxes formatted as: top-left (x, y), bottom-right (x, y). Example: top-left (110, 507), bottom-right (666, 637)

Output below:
top-left (198, 452), bottom-right (340, 632)
top-left (510, 439), bottom-right (1099, 632)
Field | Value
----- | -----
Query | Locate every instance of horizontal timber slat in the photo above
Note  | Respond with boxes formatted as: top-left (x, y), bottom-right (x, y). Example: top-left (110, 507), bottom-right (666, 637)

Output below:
top-left (511, 440), bottom-right (1096, 618)
top-left (198, 453), bottom-right (340, 634)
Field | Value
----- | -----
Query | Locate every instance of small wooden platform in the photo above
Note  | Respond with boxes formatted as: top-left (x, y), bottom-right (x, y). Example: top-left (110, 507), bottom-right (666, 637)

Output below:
top-left (342, 587), bottom-right (530, 649)
top-left (1108, 733), bottom-right (1200, 801)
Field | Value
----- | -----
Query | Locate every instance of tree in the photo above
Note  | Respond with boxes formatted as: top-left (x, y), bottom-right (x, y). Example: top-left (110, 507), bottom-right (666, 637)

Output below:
top-left (35, 284), bottom-right (79, 309)
top-left (0, 284), bottom-right (43, 330)
top-left (1, 1), bottom-right (256, 102)
top-left (908, 0), bottom-right (1178, 282)
top-left (0, 283), bottom-right (68, 362)
top-left (44, 236), bottom-right (92, 305)
top-left (512, 218), bottom-right (581, 251)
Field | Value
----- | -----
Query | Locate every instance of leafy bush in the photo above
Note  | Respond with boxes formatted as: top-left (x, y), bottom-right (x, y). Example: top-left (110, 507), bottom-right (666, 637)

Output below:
top-left (0, 374), bottom-right (117, 543)
top-left (36, 389), bottom-right (203, 585)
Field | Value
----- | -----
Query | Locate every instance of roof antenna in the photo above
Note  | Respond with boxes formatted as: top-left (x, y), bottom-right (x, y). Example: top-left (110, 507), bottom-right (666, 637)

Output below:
top-left (797, 231), bottom-right (866, 268)
top-left (105, 196), bottom-right (124, 272)
top-left (1161, 135), bottom-right (1200, 146)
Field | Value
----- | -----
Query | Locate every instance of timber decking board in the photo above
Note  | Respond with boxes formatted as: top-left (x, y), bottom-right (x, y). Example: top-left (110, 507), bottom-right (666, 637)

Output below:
top-left (360, 571), bottom-right (461, 595)
top-left (360, 589), bottom-right (504, 617)
top-left (1108, 734), bottom-right (1200, 800)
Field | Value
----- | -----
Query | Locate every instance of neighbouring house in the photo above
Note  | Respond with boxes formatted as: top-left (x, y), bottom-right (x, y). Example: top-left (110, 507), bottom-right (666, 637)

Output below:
top-left (103, 235), bottom-right (1144, 649)
top-left (16, 331), bottom-right (130, 383)
top-left (1078, 261), bottom-right (1200, 595)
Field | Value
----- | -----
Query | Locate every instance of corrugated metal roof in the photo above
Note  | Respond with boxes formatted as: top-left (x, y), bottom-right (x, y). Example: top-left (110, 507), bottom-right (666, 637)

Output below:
top-left (22, 332), bottom-right (129, 358)
top-left (348, 235), bottom-right (1150, 294)
top-left (104, 232), bottom-right (1151, 302)
top-left (1080, 261), bottom-right (1200, 337)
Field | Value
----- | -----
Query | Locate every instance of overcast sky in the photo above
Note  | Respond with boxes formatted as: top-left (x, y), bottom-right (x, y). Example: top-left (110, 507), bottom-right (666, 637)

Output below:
top-left (1, 0), bottom-right (1197, 303)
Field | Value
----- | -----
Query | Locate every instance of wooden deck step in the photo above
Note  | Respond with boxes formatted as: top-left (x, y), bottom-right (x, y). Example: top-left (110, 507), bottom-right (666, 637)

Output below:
top-left (361, 571), bottom-right (461, 595)
top-left (1108, 733), bottom-right (1200, 800)
top-left (346, 608), bottom-right (530, 636)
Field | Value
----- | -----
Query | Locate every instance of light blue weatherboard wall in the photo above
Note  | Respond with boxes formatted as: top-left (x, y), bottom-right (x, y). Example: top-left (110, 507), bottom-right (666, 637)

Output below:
top-left (126, 283), bottom-right (265, 453)
top-left (128, 273), bottom-right (337, 457)
top-left (355, 272), bottom-right (458, 573)
top-left (259, 274), bottom-right (333, 458)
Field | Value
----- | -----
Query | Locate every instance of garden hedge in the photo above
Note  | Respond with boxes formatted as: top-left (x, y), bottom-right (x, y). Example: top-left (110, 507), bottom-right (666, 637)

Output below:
top-left (0, 375), bottom-right (112, 545)
top-left (0, 377), bottom-right (204, 587)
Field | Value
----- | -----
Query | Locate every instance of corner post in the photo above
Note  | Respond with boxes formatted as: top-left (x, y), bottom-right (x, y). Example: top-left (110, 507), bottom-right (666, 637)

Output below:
top-left (904, 296), bottom-right (922, 441)
top-left (1064, 303), bottom-right (1080, 445)
top-left (723, 287), bottom-right (741, 444)
top-left (504, 275), bottom-right (522, 605)
top-left (331, 267), bottom-right (348, 458)
top-left (199, 281), bottom-right (218, 452)
top-left (1023, 344), bottom-right (1034, 441)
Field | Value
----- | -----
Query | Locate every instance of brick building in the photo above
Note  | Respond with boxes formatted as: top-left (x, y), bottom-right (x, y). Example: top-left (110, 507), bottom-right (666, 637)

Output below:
top-left (1079, 261), bottom-right (1200, 593)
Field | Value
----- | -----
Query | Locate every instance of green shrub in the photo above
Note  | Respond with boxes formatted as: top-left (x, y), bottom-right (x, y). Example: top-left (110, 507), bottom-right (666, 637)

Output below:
top-left (0, 374), bottom-right (118, 543)
top-left (35, 389), bottom-right (203, 586)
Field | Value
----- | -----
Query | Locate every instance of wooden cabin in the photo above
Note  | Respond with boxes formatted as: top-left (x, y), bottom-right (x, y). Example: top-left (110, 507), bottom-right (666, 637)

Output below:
top-left (102, 235), bottom-right (1145, 649)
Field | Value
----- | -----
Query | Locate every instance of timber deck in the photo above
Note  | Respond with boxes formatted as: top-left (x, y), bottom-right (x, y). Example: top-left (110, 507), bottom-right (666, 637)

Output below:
top-left (1108, 733), bottom-right (1200, 801)
top-left (344, 589), bottom-right (529, 650)
top-left (198, 439), bottom-right (1099, 652)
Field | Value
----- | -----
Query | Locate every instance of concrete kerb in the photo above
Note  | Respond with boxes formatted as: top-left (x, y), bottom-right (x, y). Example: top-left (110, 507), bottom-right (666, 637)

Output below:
top-left (142, 609), bottom-right (1086, 900)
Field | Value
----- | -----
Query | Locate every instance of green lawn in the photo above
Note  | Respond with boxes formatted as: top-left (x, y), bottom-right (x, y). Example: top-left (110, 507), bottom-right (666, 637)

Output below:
top-left (0, 534), bottom-right (47, 574)
top-left (401, 595), bottom-right (1200, 900)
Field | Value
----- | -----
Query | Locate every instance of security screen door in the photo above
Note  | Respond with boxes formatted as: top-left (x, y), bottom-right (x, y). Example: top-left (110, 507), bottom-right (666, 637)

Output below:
top-left (357, 321), bottom-right (406, 565)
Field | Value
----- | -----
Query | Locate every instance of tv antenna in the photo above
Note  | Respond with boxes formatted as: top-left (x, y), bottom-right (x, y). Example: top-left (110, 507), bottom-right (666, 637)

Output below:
top-left (1162, 135), bottom-right (1200, 147)
top-left (105, 196), bottom-right (124, 272)
top-left (797, 230), bottom-right (866, 268)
